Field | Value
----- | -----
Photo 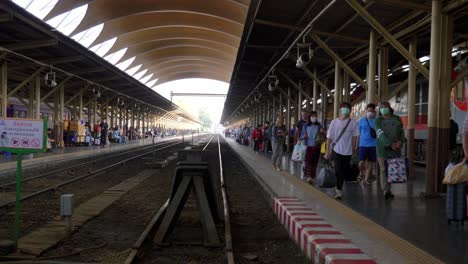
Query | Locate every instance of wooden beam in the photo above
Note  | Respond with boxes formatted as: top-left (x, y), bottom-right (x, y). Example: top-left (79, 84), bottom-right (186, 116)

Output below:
top-left (310, 33), bottom-right (368, 91)
top-left (7, 66), bottom-right (44, 97)
top-left (373, 0), bottom-right (432, 11)
top-left (451, 67), bottom-right (468, 88)
top-left (254, 19), bottom-right (368, 43)
top-left (345, 0), bottom-right (430, 79)
top-left (41, 76), bottom-right (72, 101)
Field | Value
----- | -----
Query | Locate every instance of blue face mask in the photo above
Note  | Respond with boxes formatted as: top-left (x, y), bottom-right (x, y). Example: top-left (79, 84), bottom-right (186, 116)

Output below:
top-left (380, 108), bottom-right (390, 115)
top-left (340, 107), bottom-right (350, 116)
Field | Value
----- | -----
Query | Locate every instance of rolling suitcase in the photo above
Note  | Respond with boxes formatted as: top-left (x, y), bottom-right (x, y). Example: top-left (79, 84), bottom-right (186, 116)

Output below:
top-left (446, 183), bottom-right (466, 225)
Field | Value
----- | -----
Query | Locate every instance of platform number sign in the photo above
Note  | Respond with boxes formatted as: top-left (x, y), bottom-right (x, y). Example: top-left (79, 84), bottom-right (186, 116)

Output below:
top-left (0, 116), bottom-right (47, 245)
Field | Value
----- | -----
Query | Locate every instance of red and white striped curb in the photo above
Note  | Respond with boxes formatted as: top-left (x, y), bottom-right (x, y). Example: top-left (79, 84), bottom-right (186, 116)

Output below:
top-left (274, 197), bottom-right (377, 264)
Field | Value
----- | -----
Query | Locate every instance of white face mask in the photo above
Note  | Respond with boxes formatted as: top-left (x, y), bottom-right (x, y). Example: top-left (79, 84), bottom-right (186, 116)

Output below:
top-left (310, 117), bottom-right (318, 123)
top-left (366, 112), bottom-right (375, 118)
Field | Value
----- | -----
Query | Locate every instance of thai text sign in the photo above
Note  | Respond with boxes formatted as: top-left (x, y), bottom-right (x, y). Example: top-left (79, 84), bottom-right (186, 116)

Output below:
top-left (0, 118), bottom-right (46, 152)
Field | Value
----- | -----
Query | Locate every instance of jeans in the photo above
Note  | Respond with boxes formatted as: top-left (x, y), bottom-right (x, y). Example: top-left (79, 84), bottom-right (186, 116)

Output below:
top-left (272, 141), bottom-right (284, 167)
top-left (333, 151), bottom-right (351, 190)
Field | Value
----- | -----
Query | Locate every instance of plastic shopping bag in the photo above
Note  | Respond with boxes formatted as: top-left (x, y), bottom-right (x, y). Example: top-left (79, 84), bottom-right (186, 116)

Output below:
top-left (291, 140), bottom-right (307, 162)
top-left (317, 161), bottom-right (336, 188)
top-left (385, 158), bottom-right (409, 183)
top-left (443, 161), bottom-right (468, 185)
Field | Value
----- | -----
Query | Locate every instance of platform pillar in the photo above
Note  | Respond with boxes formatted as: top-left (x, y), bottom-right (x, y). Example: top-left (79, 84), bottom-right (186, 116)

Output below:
top-left (286, 87), bottom-right (291, 152)
top-left (343, 71), bottom-right (350, 103)
top-left (78, 89), bottom-right (83, 121)
top-left (407, 38), bottom-right (417, 179)
top-left (367, 30), bottom-right (377, 104)
top-left (425, 0), bottom-right (442, 195)
top-left (297, 81), bottom-right (302, 120)
top-left (378, 46), bottom-right (389, 101)
top-left (313, 69), bottom-right (318, 111)
top-left (59, 83), bottom-right (65, 148)
top-left (435, 14), bottom-right (453, 193)
top-left (34, 75), bottom-right (40, 119)
top-left (28, 81), bottom-right (34, 118)
top-left (334, 62), bottom-right (341, 118)
top-left (1, 61), bottom-right (6, 117)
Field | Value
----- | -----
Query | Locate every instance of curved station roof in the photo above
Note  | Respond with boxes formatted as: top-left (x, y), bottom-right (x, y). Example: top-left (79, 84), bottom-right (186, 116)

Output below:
top-left (45, 0), bottom-right (250, 85)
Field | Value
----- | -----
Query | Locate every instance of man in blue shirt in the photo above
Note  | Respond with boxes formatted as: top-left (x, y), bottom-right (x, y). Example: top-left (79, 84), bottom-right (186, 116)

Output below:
top-left (357, 103), bottom-right (377, 184)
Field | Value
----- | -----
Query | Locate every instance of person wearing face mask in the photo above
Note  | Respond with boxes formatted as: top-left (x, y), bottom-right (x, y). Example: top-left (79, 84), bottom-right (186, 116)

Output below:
top-left (357, 103), bottom-right (377, 184)
top-left (302, 111), bottom-right (324, 184)
top-left (375, 101), bottom-right (406, 200)
top-left (325, 102), bottom-right (360, 199)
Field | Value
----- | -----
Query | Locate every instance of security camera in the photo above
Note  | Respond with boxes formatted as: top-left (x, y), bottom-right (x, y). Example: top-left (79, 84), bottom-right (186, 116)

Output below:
top-left (296, 46), bottom-right (313, 68)
top-left (45, 71), bottom-right (57, 87)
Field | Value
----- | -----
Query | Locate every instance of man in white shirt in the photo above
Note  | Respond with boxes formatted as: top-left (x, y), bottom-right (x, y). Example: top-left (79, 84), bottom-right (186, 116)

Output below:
top-left (325, 102), bottom-right (359, 199)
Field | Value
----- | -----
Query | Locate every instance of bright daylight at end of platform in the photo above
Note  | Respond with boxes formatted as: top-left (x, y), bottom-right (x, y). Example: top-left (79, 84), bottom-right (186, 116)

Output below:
top-left (153, 78), bottom-right (228, 132)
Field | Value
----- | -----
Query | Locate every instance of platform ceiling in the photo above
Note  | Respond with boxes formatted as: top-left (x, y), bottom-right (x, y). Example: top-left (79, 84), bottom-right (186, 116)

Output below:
top-left (220, 0), bottom-right (468, 123)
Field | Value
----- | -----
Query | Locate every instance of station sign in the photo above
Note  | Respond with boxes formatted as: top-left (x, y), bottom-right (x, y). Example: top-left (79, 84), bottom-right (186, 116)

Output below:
top-left (0, 117), bottom-right (47, 153)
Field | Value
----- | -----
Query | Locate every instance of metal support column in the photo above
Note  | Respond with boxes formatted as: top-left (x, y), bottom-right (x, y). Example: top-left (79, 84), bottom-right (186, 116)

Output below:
top-left (34, 75), bottom-right (40, 119)
top-left (334, 62), bottom-right (341, 118)
top-left (368, 30), bottom-right (377, 104)
top-left (313, 69), bottom-right (318, 111)
top-left (59, 84), bottom-right (65, 148)
top-left (435, 14), bottom-right (453, 193)
top-left (407, 39), bottom-right (417, 179)
top-left (297, 81), bottom-right (302, 120)
top-left (378, 47), bottom-right (389, 101)
top-left (425, 0), bottom-right (442, 195)
top-left (78, 89), bottom-right (83, 120)
top-left (1, 62), bottom-right (7, 117)
top-left (343, 71), bottom-right (350, 103)
top-left (286, 87), bottom-right (291, 152)
top-left (28, 81), bottom-right (34, 118)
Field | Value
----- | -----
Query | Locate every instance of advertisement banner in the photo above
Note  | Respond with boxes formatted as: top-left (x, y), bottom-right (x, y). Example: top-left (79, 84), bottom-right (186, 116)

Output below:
top-left (0, 117), bottom-right (46, 153)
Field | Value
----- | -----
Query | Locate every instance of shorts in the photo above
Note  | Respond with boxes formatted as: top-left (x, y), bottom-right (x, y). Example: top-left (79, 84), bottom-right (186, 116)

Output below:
top-left (359, 146), bottom-right (377, 162)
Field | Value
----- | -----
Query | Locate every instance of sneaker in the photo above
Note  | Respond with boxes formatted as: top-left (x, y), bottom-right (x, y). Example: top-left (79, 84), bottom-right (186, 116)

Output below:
top-left (276, 167), bottom-right (281, 171)
top-left (306, 178), bottom-right (315, 185)
top-left (334, 189), bottom-right (342, 200)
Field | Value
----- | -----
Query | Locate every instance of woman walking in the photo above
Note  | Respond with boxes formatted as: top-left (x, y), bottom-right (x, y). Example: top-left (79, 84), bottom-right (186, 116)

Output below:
top-left (302, 111), bottom-right (323, 184)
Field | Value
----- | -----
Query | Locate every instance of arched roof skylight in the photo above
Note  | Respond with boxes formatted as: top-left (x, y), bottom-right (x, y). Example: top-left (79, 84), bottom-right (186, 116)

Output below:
top-left (125, 64), bottom-right (142, 76)
top-left (13, 0), bottom-right (58, 20)
top-left (90, 37), bottom-right (118, 57)
top-left (46, 4), bottom-right (87, 36)
top-left (146, 79), bottom-right (159, 88)
top-left (103, 48), bottom-right (127, 65)
top-left (139, 73), bottom-right (154, 84)
top-left (133, 69), bottom-right (148, 80)
top-left (116, 57), bottom-right (136, 71)
top-left (72, 24), bottom-right (104, 48)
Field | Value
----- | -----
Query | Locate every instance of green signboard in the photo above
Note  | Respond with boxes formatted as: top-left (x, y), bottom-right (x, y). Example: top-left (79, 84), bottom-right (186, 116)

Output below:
top-left (0, 116), bottom-right (47, 245)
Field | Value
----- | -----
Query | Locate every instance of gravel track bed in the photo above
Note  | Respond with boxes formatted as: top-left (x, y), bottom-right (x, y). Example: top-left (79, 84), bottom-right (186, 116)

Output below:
top-left (221, 138), bottom-right (308, 264)
top-left (0, 142), bottom-right (185, 241)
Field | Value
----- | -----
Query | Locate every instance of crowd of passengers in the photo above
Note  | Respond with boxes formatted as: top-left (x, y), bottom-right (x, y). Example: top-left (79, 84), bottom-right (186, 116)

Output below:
top-left (81, 119), bottom-right (196, 147)
top-left (225, 101), bottom-right (461, 201)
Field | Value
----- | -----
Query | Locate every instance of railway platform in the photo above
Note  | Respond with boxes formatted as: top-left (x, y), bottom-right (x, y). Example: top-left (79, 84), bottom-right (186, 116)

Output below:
top-left (225, 137), bottom-right (466, 264)
top-left (0, 135), bottom-right (189, 175)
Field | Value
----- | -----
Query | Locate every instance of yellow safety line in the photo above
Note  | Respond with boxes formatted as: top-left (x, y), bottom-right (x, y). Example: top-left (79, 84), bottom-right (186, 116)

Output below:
top-left (279, 171), bottom-right (444, 264)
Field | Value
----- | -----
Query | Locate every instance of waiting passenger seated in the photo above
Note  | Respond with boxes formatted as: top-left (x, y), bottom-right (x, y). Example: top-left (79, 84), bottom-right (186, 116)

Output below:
top-left (112, 128), bottom-right (122, 143)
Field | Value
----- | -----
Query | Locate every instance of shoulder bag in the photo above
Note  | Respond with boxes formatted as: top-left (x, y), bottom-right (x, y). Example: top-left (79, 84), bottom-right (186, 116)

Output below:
top-left (329, 119), bottom-right (351, 160)
top-left (366, 118), bottom-right (377, 138)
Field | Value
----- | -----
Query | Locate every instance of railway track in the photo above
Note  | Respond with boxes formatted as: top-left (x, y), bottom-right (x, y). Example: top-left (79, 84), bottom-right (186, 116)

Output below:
top-left (0, 139), bottom-right (185, 209)
top-left (124, 134), bottom-right (235, 264)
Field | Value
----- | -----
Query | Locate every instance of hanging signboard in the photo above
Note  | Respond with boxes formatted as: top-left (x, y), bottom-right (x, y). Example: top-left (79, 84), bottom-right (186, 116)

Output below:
top-left (0, 117), bottom-right (47, 153)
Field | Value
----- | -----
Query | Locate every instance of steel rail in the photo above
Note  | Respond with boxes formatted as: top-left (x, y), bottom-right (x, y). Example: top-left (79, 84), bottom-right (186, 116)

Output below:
top-left (203, 135), bottom-right (215, 151)
top-left (217, 134), bottom-right (235, 264)
top-left (123, 135), bottom-right (215, 264)
top-left (0, 141), bottom-right (185, 209)
top-left (0, 138), bottom-right (181, 190)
